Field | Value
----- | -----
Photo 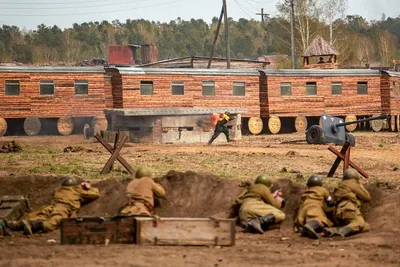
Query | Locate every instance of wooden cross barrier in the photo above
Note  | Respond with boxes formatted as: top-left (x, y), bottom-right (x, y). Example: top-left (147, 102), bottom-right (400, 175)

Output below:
top-left (327, 141), bottom-right (369, 179)
top-left (94, 133), bottom-right (135, 175)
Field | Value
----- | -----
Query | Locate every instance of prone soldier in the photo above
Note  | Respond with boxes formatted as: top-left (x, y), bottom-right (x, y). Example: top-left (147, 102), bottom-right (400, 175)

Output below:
top-left (237, 175), bottom-right (286, 234)
top-left (119, 167), bottom-right (166, 216)
top-left (4, 177), bottom-right (99, 236)
top-left (295, 174), bottom-right (334, 239)
top-left (324, 168), bottom-right (371, 238)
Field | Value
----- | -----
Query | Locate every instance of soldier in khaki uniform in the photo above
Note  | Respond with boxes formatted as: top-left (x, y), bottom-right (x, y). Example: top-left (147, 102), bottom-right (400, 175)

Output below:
top-left (119, 167), bottom-right (166, 216)
top-left (324, 168), bottom-right (371, 238)
top-left (5, 177), bottom-right (99, 236)
top-left (237, 175), bottom-right (286, 234)
top-left (295, 175), bottom-right (334, 239)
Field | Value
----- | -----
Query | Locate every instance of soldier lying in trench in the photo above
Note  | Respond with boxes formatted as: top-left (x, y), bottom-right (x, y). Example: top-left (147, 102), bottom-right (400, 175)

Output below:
top-left (323, 168), bottom-right (371, 238)
top-left (119, 167), bottom-right (166, 216)
top-left (295, 174), bottom-right (335, 239)
top-left (1, 177), bottom-right (99, 236)
top-left (236, 175), bottom-right (286, 233)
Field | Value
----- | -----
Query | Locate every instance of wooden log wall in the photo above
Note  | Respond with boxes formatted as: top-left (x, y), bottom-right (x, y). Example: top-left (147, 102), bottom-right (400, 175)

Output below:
top-left (118, 73), bottom-right (260, 117)
top-left (267, 75), bottom-right (382, 117)
top-left (106, 69), bottom-right (123, 108)
top-left (104, 76), bottom-right (113, 109)
top-left (389, 75), bottom-right (400, 115)
top-left (0, 71), bottom-right (106, 118)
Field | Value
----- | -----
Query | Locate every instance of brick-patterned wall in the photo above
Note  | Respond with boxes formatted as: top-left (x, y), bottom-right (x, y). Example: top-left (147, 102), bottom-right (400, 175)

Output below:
top-left (267, 75), bottom-right (382, 117)
top-left (259, 72), bottom-right (269, 118)
top-left (119, 74), bottom-right (260, 117)
top-left (104, 76), bottom-right (113, 109)
top-left (389, 76), bottom-right (400, 115)
top-left (0, 72), bottom-right (105, 118)
top-left (106, 69), bottom-right (123, 108)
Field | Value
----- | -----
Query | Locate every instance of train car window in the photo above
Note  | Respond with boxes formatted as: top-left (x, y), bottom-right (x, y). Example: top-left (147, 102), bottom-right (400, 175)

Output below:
top-left (5, 80), bottom-right (20, 96)
top-left (306, 82), bottom-right (317, 95)
top-left (233, 82), bottom-right (245, 96)
top-left (357, 82), bottom-right (368, 95)
top-left (280, 82), bottom-right (291, 96)
top-left (331, 82), bottom-right (342, 95)
top-left (202, 81), bottom-right (215, 96)
top-left (171, 81), bottom-right (184, 95)
top-left (75, 80), bottom-right (88, 95)
top-left (140, 81), bottom-right (153, 95)
top-left (40, 80), bottom-right (54, 95)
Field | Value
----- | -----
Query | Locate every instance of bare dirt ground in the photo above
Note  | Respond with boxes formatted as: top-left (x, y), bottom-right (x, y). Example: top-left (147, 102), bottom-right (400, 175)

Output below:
top-left (0, 131), bottom-right (400, 267)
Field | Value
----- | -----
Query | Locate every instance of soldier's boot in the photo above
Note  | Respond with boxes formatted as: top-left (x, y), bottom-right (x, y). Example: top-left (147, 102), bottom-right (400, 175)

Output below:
top-left (5, 220), bottom-right (25, 231)
top-left (323, 227), bottom-right (340, 237)
top-left (259, 213), bottom-right (276, 231)
top-left (302, 220), bottom-right (321, 239)
top-left (247, 218), bottom-right (264, 234)
top-left (23, 220), bottom-right (44, 236)
top-left (337, 226), bottom-right (354, 238)
top-left (0, 219), bottom-right (13, 237)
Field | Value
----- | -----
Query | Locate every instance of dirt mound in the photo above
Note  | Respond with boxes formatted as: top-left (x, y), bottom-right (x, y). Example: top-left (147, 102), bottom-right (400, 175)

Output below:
top-left (154, 170), bottom-right (243, 218)
top-left (78, 178), bottom-right (127, 217)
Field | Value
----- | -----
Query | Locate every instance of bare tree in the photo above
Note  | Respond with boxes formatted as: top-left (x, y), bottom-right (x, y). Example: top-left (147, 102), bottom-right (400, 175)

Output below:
top-left (377, 30), bottom-right (396, 66)
top-left (319, 0), bottom-right (348, 45)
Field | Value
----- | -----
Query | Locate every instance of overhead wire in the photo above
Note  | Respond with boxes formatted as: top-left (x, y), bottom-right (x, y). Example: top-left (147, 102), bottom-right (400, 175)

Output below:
top-left (234, 0), bottom-right (255, 18)
top-left (0, 0), bottom-right (112, 4)
top-left (0, 0), bottom-right (183, 16)
top-left (0, 0), bottom-right (148, 10)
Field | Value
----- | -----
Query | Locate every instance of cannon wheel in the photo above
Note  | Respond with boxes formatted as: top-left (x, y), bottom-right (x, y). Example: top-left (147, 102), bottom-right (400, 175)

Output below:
top-left (370, 115), bottom-right (383, 132)
top-left (248, 117), bottom-right (263, 135)
top-left (57, 116), bottom-right (74, 136)
top-left (24, 116), bottom-right (41, 136)
top-left (306, 125), bottom-right (325, 144)
top-left (345, 115), bottom-right (357, 132)
top-left (0, 118), bottom-right (7, 136)
top-left (345, 133), bottom-right (356, 147)
top-left (268, 116), bottom-right (281, 134)
top-left (295, 115), bottom-right (307, 132)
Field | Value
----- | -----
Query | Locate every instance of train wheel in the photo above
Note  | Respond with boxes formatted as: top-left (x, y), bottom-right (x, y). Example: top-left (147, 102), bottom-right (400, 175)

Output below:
top-left (0, 118), bottom-right (7, 136)
top-left (91, 115), bottom-right (108, 132)
top-left (390, 114), bottom-right (396, 132)
top-left (345, 115), bottom-right (357, 132)
top-left (295, 115), bottom-right (308, 132)
top-left (57, 116), bottom-right (74, 136)
top-left (248, 117), bottom-right (263, 135)
top-left (370, 115), bottom-right (383, 132)
top-left (397, 115), bottom-right (400, 132)
top-left (24, 116), bottom-right (41, 136)
top-left (268, 116), bottom-right (281, 134)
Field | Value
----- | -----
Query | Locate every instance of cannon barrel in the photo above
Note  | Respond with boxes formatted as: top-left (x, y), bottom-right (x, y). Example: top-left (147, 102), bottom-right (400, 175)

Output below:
top-left (330, 114), bottom-right (390, 134)
top-left (334, 114), bottom-right (390, 128)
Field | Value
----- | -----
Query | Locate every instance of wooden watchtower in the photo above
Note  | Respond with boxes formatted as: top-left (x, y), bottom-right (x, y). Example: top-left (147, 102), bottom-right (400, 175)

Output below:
top-left (303, 36), bottom-right (339, 69)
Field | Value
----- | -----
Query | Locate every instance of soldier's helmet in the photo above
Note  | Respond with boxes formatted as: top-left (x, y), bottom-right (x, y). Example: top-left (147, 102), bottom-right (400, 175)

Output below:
top-left (255, 175), bottom-right (272, 187)
top-left (343, 168), bottom-right (360, 181)
top-left (135, 167), bottom-right (152, 179)
top-left (307, 174), bottom-right (323, 187)
top-left (224, 111), bottom-right (231, 116)
top-left (61, 177), bottom-right (77, 186)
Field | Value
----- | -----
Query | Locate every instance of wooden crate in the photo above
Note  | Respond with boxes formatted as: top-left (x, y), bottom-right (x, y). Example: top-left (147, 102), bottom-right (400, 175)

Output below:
top-left (134, 217), bottom-right (235, 246)
top-left (60, 216), bottom-right (137, 245)
top-left (0, 195), bottom-right (30, 221)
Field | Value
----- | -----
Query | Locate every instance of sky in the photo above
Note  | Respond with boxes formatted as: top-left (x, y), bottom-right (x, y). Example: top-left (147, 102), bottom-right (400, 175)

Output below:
top-left (0, 0), bottom-right (399, 30)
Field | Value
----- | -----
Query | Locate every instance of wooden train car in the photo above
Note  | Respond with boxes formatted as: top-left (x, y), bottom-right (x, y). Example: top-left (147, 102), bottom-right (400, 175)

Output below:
top-left (381, 70), bottom-right (400, 132)
top-left (0, 66), bottom-right (109, 136)
top-left (260, 69), bottom-right (386, 133)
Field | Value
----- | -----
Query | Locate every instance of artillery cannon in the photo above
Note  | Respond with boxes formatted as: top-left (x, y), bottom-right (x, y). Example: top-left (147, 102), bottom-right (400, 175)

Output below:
top-left (306, 114), bottom-right (390, 146)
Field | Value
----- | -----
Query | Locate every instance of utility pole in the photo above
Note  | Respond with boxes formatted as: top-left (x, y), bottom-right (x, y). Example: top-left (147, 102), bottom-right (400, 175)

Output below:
top-left (290, 0), bottom-right (296, 69)
top-left (207, 7), bottom-right (224, 69)
top-left (223, 0), bottom-right (231, 69)
top-left (256, 8), bottom-right (268, 23)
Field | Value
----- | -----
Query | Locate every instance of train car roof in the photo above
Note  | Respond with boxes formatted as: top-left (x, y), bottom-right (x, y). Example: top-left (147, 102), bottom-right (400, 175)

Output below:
top-left (108, 67), bottom-right (382, 77)
top-left (0, 66), bottom-right (105, 73)
top-left (107, 67), bottom-right (261, 76)
top-left (382, 70), bottom-right (400, 77)
top-left (259, 69), bottom-right (382, 77)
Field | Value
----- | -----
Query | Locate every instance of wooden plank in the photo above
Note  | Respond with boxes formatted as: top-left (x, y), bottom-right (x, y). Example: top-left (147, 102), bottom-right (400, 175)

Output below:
top-left (328, 142), bottom-right (351, 177)
top-left (60, 216), bottom-right (136, 245)
top-left (100, 135), bottom-right (129, 174)
top-left (135, 217), bottom-right (235, 246)
top-left (327, 145), bottom-right (369, 178)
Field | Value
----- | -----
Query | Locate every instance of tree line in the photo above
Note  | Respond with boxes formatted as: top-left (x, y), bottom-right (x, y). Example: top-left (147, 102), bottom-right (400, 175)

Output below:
top-left (0, 0), bottom-right (399, 68)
